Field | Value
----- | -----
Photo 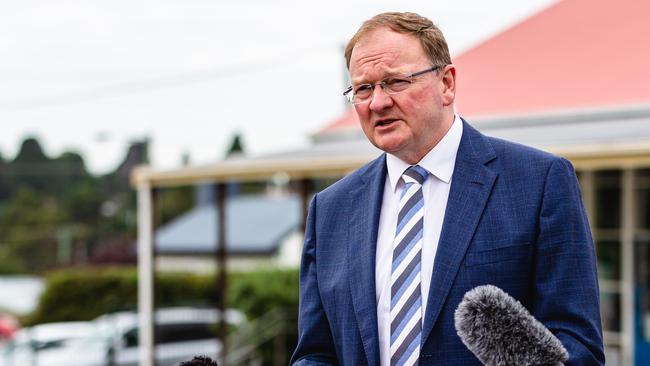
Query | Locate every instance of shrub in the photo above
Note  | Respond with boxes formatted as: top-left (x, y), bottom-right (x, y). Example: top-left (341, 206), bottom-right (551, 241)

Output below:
top-left (228, 268), bottom-right (299, 319)
top-left (24, 266), bottom-right (299, 325)
top-left (25, 267), bottom-right (138, 325)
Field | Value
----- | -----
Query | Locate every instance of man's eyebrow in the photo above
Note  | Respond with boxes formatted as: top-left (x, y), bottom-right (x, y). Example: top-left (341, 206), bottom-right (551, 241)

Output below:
top-left (350, 69), bottom-right (403, 85)
top-left (350, 74), bottom-right (372, 85)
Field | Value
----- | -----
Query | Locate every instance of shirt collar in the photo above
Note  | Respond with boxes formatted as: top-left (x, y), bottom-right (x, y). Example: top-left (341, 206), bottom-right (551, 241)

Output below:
top-left (386, 114), bottom-right (463, 192)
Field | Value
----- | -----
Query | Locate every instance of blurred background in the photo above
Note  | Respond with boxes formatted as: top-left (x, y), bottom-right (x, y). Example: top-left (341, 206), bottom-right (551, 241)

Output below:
top-left (1, 0), bottom-right (649, 365)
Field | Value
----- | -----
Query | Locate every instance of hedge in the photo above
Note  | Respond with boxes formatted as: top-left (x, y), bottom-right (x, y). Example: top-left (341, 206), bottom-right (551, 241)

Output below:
top-left (24, 266), bottom-right (299, 326)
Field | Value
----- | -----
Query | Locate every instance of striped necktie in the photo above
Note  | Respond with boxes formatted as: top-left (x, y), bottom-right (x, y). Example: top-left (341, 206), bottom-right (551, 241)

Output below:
top-left (390, 165), bottom-right (428, 366)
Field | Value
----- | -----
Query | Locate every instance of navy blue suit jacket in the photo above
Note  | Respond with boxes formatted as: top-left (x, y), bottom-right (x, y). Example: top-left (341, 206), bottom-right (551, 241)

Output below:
top-left (290, 121), bottom-right (604, 365)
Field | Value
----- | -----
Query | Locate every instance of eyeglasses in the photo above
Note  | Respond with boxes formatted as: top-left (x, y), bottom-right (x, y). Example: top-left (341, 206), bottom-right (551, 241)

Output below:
top-left (343, 65), bottom-right (442, 104)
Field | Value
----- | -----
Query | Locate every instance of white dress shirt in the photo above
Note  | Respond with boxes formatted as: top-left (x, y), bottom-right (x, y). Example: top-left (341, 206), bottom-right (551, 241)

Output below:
top-left (376, 115), bottom-right (463, 366)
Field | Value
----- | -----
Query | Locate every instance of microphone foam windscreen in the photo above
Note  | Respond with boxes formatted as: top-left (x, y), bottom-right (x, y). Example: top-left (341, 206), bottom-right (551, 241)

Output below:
top-left (454, 285), bottom-right (568, 366)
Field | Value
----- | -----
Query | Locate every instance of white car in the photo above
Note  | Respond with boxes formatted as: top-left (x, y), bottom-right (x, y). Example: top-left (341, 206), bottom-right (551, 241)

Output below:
top-left (0, 321), bottom-right (105, 366)
top-left (0, 307), bottom-right (244, 366)
top-left (94, 307), bottom-right (244, 366)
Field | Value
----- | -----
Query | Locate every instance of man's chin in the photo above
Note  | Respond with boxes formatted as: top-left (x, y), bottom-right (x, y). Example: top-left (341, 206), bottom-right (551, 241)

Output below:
top-left (373, 140), bottom-right (406, 156)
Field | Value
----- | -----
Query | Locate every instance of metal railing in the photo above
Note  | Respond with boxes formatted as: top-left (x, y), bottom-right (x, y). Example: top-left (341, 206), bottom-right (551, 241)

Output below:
top-left (226, 308), bottom-right (296, 366)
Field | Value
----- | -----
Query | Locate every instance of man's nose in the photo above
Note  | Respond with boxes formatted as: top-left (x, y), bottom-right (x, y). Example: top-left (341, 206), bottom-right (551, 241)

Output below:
top-left (369, 85), bottom-right (393, 111)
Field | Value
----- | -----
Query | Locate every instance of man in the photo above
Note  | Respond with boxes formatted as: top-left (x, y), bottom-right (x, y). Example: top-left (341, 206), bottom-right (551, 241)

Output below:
top-left (290, 12), bottom-right (604, 366)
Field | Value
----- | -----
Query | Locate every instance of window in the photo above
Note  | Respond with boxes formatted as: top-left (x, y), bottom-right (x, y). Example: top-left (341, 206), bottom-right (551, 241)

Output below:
top-left (155, 323), bottom-right (216, 344)
top-left (121, 322), bottom-right (216, 348)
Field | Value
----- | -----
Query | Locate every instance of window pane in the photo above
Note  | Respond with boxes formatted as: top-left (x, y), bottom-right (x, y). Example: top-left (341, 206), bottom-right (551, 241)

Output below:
top-left (122, 323), bottom-right (217, 347)
top-left (124, 328), bottom-right (138, 348)
top-left (600, 291), bottom-right (621, 332)
top-left (156, 323), bottom-right (216, 344)
top-left (596, 170), bottom-right (621, 229)
top-left (596, 240), bottom-right (621, 281)
top-left (636, 169), bottom-right (650, 230)
top-left (636, 240), bottom-right (650, 342)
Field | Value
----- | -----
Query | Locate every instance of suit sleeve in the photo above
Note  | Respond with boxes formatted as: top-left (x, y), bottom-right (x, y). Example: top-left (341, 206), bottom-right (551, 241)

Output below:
top-left (290, 194), bottom-right (338, 365)
top-left (533, 157), bottom-right (605, 365)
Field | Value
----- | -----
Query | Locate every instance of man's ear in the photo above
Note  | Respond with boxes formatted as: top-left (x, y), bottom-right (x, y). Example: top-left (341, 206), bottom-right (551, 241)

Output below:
top-left (440, 65), bottom-right (456, 107)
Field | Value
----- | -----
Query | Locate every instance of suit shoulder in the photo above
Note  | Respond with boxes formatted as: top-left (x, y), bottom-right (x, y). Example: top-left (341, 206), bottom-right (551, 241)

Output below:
top-left (484, 134), bottom-right (568, 170)
top-left (474, 132), bottom-right (578, 186)
top-left (317, 154), bottom-right (385, 200)
top-left (462, 119), bottom-right (566, 171)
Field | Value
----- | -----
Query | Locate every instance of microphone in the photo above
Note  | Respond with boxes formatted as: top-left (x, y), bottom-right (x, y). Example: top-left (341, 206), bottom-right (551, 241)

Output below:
top-left (179, 356), bottom-right (219, 366)
top-left (454, 285), bottom-right (569, 366)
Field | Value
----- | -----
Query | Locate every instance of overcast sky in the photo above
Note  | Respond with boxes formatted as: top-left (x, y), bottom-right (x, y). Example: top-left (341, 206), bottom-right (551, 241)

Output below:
top-left (0, 0), bottom-right (556, 174)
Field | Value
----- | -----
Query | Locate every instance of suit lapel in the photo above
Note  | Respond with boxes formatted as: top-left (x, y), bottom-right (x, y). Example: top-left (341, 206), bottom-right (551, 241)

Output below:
top-left (421, 121), bottom-right (497, 344)
top-left (348, 155), bottom-right (386, 366)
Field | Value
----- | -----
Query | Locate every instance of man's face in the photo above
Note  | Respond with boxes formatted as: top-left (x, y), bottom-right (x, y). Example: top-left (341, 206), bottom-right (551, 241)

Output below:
top-left (349, 27), bottom-right (455, 164)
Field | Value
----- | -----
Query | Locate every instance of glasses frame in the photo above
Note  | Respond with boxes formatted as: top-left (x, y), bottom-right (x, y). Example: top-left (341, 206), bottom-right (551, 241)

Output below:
top-left (343, 65), bottom-right (442, 104)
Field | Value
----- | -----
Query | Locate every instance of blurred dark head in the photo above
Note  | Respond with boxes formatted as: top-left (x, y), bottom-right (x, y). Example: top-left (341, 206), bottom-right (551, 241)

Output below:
top-left (179, 356), bottom-right (218, 366)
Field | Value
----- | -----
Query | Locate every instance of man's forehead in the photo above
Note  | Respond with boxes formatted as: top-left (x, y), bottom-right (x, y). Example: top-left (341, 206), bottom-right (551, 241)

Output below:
top-left (349, 29), bottom-right (426, 82)
top-left (350, 47), bottom-right (401, 73)
top-left (351, 28), bottom-right (414, 58)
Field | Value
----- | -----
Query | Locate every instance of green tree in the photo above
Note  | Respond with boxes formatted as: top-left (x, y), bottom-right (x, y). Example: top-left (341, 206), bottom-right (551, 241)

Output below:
top-left (226, 132), bottom-right (245, 157)
top-left (5, 137), bottom-right (90, 197)
top-left (0, 152), bottom-right (9, 202)
top-left (52, 151), bottom-right (90, 194)
top-left (158, 186), bottom-right (195, 226)
top-left (0, 187), bottom-right (67, 273)
top-left (9, 137), bottom-right (50, 193)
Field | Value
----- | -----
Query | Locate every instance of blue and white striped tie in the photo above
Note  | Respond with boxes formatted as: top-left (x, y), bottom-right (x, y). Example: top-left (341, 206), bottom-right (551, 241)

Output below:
top-left (390, 165), bottom-right (428, 366)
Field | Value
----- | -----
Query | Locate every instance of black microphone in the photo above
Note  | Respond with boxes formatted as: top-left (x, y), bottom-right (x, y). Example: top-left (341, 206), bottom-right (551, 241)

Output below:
top-left (454, 285), bottom-right (569, 366)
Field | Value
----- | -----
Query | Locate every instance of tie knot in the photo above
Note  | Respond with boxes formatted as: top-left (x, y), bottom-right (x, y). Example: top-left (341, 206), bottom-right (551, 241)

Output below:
top-left (403, 165), bottom-right (428, 185)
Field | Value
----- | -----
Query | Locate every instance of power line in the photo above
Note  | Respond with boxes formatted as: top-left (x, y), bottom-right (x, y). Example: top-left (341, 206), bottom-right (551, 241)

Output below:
top-left (0, 42), bottom-right (340, 111)
top-left (0, 59), bottom-right (283, 111)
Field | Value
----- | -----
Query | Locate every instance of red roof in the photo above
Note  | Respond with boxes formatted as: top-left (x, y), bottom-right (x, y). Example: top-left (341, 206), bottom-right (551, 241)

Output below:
top-left (455, 0), bottom-right (650, 118)
top-left (319, 0), bottom-right (650, 133)
top-left (318, 107), bottom-right (359, 134)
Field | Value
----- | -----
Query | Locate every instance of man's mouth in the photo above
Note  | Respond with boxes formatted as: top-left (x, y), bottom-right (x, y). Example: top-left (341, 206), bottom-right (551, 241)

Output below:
top-left (375, 119), bottom-right (398, 127)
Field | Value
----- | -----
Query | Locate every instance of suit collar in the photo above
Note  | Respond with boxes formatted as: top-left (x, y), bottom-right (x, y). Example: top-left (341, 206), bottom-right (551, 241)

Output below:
top-left (385, 115), bottom-right (463, 191)
top-left (348, 154), bottom-right (386, 366)
top-left (421, 119), bottom-right (498, 344)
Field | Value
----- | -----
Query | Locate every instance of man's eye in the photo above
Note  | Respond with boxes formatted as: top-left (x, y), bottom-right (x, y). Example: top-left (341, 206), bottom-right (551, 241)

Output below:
top-left (354, 85), bottom-right (373, 96)
top-left (384, 78), bottom-right (411, 91)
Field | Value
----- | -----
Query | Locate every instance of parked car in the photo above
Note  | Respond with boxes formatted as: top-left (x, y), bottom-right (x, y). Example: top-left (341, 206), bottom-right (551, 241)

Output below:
top-left (94, 307), bottom-right (245, 366)
top-left (0, 321), bottom-right (105, 366)
top-left (0, 307), bottom-right (244, 366)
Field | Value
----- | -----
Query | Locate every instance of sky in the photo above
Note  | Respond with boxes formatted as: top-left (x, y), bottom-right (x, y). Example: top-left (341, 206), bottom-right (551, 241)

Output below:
top-left (0, 0), bottom-right (557, 175)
